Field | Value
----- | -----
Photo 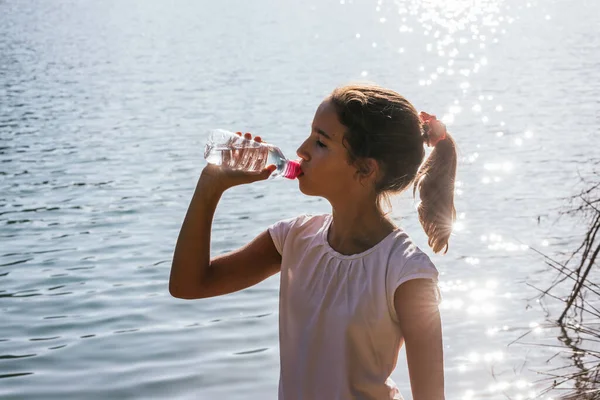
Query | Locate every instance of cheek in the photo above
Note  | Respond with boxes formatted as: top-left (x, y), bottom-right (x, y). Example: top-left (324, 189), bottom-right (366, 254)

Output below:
top-left (328, 158), bottom-right (356, 179)
top-left (298, 166), bottom-right (356, 196)
top-left (317, 163), bottom-right (356, 187)
top-left (305, 151), bottom-right (356, 181)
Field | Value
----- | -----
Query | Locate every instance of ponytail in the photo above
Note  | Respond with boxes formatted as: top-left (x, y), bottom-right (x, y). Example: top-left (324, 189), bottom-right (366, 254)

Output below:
top-left (413, 134), bottom-right (458, 254)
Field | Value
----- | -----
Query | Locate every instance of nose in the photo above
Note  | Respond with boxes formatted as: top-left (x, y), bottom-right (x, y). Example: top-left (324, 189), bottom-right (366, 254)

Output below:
top-left (296, 139), bottom-right (310, 161)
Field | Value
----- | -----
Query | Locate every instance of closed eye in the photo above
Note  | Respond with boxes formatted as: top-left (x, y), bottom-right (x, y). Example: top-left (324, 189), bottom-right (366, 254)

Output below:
top-left (316, 139), bottom-right (326, 148)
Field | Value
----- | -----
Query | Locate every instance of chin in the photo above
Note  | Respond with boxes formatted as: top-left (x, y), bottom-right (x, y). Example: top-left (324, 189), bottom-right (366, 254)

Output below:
top-left (297, 177), bottom-right (322, 197)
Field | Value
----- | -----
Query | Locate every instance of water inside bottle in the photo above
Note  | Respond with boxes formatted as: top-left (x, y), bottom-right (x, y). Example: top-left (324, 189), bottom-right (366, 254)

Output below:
top-left (205, 145), bottom-right (270, 173)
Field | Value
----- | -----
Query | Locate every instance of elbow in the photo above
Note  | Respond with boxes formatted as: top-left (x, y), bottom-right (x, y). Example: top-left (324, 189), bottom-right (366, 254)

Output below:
top-left (168, 276), bottom-right (198, 299)
top-left (169, 281), bottom-right (199, 300)
top-left (169, 276), bottom-right (209, 299)
top-left (168, 281), bottom-right (185, 299)
top-left (169, 286), bottom-right (196, 300)
top-left (168, 267), bottom-right (183, 298)
top-left (168, 283), bottom-right (183, 299)
top-left (169, 261), bottom-right (210, 299)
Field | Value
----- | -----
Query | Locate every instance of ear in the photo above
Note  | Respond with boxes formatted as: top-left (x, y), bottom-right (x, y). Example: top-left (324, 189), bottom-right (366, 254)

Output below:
top-left (354, 158), bottom-right (380, 186)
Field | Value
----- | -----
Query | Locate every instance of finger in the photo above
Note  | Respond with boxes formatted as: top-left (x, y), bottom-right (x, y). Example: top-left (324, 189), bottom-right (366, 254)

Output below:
top-left (239, 134), bottom-right (253, 170)
top-left (249, 139), bottom-right (265, 171)
top-left (235, 133), bottom-right (248, 168)
top-left (249, 165), bottom-right (276, 182)
top-left (256, 146), bottom-right (268, 169)
top-left (224, 138), bottom-right (233, 166)
top-left (223, 147), bottom-right (230, 165)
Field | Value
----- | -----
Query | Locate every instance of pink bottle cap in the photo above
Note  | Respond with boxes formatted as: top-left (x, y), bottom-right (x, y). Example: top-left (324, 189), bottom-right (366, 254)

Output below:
top-left (283, 160), bottom-right (302, 179)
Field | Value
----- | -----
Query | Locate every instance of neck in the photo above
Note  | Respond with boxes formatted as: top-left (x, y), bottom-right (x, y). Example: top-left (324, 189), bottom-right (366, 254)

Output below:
top-left (327, 197), bottom-right (398, 256)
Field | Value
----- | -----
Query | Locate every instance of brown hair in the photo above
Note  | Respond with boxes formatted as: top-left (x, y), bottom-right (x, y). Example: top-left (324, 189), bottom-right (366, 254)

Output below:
top-left (330, 84), bottom-right (457, 254)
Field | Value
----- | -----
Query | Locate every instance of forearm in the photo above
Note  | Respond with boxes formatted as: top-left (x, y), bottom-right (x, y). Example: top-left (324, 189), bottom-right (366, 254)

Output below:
top-left (169, 177), bottom-right (224, 298)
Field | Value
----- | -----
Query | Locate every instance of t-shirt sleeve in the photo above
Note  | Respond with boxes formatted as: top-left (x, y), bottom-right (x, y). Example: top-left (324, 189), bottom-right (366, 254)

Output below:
top-left (267, 215), bottom-right (301, 255)
top-left (386, 250), bottom-right (442, 323)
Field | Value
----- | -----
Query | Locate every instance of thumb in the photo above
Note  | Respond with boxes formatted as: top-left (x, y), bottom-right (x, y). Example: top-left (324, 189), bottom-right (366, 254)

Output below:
top-left (260, 164), bottom-right (277, 180)
top-left (249, 164), bottom-right (277, 183)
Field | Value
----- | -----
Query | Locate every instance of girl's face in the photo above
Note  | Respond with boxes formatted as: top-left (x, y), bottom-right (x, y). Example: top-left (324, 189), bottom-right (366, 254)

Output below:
top-left (296, 99), bottom-right (363, 199)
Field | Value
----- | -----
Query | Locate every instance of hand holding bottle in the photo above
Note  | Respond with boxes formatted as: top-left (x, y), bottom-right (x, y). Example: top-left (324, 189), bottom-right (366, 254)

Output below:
top-left (201, 129), bottom-right (301, 191)
top-left (200, 132), bottom-right (278, 191)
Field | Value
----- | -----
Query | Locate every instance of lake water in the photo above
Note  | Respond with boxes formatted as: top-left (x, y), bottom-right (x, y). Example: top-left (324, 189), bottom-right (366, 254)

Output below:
top-left (1, 0), bottom-right (599, 399)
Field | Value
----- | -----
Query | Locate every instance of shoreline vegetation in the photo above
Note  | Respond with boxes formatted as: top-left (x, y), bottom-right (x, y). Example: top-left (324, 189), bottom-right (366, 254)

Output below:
top-left (518, 167), bottom-right (600, 399)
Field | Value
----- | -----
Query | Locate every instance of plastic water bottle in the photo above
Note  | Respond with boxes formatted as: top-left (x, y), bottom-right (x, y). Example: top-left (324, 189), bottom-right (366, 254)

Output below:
top-left (204, 129), bottom-right (302, 180)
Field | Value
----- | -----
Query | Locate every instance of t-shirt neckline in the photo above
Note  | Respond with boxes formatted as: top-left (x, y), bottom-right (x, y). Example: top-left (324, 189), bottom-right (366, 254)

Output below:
top-left (319, 214), bottom-right (402, 260)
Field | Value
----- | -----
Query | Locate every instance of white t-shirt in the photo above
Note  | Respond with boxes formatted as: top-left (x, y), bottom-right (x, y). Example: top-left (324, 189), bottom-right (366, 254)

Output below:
top-left (268, 214), bottom-right (441, 400)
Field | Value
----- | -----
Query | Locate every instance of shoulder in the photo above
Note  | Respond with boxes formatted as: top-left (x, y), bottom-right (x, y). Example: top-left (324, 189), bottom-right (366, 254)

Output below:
top-left (296, 213), bottom-right (329, 230)
top-left (385, 231), bottom-right (442, 321)
top-left (267, 213), bottom-right (329, 255)
top-left (388, 230), bottom-right (438, 276)
top-left (385, 230), bottom-right (440, 300)
top-left (269, 213), bottom-right (328, 232)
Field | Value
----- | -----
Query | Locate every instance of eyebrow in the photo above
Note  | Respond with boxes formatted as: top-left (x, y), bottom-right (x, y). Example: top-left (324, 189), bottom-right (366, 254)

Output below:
top-left (315, 128), bottom-right (332, 140)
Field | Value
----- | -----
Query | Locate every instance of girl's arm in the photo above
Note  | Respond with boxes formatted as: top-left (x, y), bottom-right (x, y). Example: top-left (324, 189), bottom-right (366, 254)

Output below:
top-left (170, 144), bottom-right (281, 299)
top-left (395, 279), bottom-right (445, 400)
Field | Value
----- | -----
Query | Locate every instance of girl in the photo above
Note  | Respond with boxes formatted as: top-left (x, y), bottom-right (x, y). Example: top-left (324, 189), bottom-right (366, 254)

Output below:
top-left (170, 84), bottom-right (457, 400)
